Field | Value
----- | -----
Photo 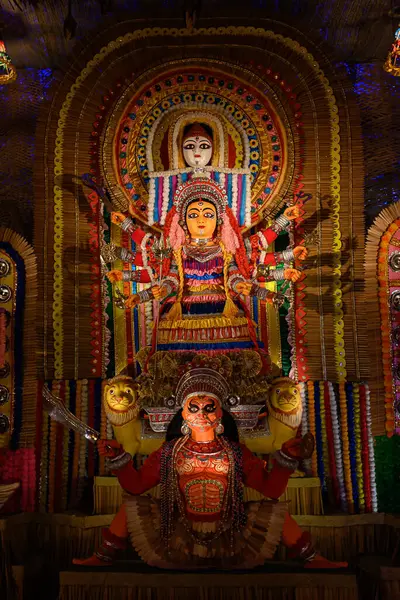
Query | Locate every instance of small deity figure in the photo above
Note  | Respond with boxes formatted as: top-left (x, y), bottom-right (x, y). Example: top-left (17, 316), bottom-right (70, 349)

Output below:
top-left (108, 177), bottom-right (306, 361)
top-left (384, 27), bottom-right (400, 75)
top-left (181, 123), bottom-right (213, 171)
top-left (73, 366), bottom-right (347, 569)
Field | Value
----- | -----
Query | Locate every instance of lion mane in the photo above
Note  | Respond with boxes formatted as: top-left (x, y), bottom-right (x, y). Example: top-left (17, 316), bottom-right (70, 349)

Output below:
top-left (266, 377), bottom-right (303, 431)
top-left (103, 375), bottom-right (140, 427)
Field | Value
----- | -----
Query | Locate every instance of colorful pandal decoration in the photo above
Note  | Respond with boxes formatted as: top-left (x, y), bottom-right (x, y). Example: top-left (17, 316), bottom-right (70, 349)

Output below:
top-left (0, 40), bottom-right (16, 85)
top-left (365, 204), bottom-right (400, 437)
top-left (384, 26), bottom-right (400, 76)
top-left (299, 382), bottom-right (377, 515)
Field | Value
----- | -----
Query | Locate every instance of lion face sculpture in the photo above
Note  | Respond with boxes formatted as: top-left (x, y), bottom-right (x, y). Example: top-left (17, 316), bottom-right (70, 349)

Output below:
top-left (267, 377), bottom-right (302, 430)
top-left (103, 375), bottom-right (140, 426)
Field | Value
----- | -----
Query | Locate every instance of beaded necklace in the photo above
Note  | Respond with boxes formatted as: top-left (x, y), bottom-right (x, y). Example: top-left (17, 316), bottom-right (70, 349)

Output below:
top-left (184, 244), bottom-right (222, 263)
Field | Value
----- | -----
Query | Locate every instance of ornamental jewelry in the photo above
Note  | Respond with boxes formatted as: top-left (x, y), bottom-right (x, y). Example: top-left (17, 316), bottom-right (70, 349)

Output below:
top-left (272, 269), bottom-right (285, 281)
top-left (191, 237), bottom-right (213, 246)
top-left (137, 289), bottom-right (154, 303)
top-left (215, 421), bottom-right (224, 435)
top-left (270, 213), bottom-right (290, 234)
top-left (121, 216), bottom-right (135, 233)
top-left (282, 248), bottom-right (295, 263)
top-left (181, 421), bottom-right (190, 435)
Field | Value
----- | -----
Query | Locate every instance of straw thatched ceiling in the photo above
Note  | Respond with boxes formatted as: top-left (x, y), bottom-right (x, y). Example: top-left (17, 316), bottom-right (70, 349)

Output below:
top-left (0, 0), bottom-right (397, 68)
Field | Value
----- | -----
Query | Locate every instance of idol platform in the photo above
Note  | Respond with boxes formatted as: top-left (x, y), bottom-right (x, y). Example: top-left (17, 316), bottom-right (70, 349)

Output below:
top-left (2, 508), bottom-right (399, 600)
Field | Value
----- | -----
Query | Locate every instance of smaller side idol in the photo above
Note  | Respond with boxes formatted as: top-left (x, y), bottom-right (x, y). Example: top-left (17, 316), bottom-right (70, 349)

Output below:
top-left (73, 367), bottom-right (347, 569)
top-left (107, 178), bottom-right (307, 360)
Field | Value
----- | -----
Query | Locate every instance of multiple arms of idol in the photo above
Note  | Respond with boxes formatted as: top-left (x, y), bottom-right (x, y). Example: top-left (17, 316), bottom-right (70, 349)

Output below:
top-left (105, 208), bottom-right (307, 307)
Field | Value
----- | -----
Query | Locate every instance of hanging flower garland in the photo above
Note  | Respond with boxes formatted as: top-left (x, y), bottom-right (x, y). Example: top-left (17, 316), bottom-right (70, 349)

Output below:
top-left (323, 381), bottom-right (338, 505)
top-left (299, 382), bottom-right (311, 474)
top-left (345, 383), bottom-right (359, 513)
top-left (313, 382), bottom-right (326, 493)
top-left (339, 382), bottom-right (353, 513)
top-left (78, 380), bottom-right (89, 501)
top-left (319, 381), bottom-right (330, 493)
top-left (352, 383), bottom-right (365, 512)
top-left (359, 383), bottom-right (372, 512)
top-left (47, 380), bottom-right (60, 512)
top-left (70, 380), bottom-right (82, 507)
top-left (62, 382), bottom-right (70, 511)
top-left (364, 384), bottom-right (378, 512)
top-left (307, 380), bottom-right (317, 477)
top-left (328, 382), bottom-right (347, 511)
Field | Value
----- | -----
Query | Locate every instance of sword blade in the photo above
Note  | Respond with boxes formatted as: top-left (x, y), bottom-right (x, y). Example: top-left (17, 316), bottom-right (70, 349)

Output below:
top-left (42, 385), bottom-right (100, 443)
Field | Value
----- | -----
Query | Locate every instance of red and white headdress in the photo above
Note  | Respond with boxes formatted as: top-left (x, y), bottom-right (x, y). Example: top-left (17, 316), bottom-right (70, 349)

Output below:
top-left (174, 178), bottom-right (228, 225)
top-left (183, 123), bottom-right (213, 144)
top-left (164, 178), bottom-right (250, 277)
top-left (175, 367), bottom-right (230, 408)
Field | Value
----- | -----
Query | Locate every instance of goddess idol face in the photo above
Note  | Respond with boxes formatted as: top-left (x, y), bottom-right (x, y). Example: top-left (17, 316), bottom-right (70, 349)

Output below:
top-left (182, 124), bottom-right (213, 168)
top-left (185, 200), bottom-right (217, 240)
top-left (182, 394), bottom-right (223, 436)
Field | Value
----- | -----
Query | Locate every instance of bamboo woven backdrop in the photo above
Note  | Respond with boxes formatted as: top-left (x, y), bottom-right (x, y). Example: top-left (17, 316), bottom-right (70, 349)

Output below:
top-left (32, 21), bottom-right (367, 394)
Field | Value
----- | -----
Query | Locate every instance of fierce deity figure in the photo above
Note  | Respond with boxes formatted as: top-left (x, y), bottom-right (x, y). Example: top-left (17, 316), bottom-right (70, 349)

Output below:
top-left (73, 364), bottom-right (347, 569)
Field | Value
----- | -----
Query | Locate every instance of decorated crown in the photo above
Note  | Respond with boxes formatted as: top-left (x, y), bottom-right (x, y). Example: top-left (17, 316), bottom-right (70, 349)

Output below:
top-left (173, 178), bottom-right (228, 223)
top-left (174, 367), bottom-right (230, 407)
top-left (183, 123), bottom-right (213, 143)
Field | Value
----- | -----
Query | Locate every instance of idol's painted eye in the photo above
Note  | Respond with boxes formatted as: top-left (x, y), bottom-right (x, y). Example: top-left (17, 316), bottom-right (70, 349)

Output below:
top-left (293, 389), bottom-right (297, 395)
top-left (203, 211), bottom-right (215, 219)
top-left (204, 402), bottom-right (216, 413)
top-left (188, 401), bottom-right (199, 413)
top-left (109, 388), bottom-right (115, 395)
top-left (187, 212), bottom-right (199, 219)
top-left (276, 389), bottom-right (280, 394)
top-left (125, 388), bottom-right (133, 395)
top-left (183, 142), bottom-right (195, 150)
top-left (199, 142), bottom-right (211, 149)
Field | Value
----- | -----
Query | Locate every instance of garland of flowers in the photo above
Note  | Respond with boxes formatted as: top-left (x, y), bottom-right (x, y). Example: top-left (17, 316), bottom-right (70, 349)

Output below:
top-left (339, 382), bottom-right (353, 513)
top-left (54, 381), bottom-right (65, 511)
top-left (364, 384), bottom-right (378, 512)
top-left (66, 380), bottom-right (76, 508)
top-left (99, 380), bottom-right (108, 476)
top-left (299, 382), bottom-right (311, 474)
top-left (77, 381), bottom-right (88, 502)
top-left (62, 381), bottom-right (70, 511)
top-left (359, 383), bottom-right (372, 512)
top-left (352, 383), bottom-right (365, 512)
top-left (145, 301), bottom-right (153, 346)
top-left (47, 380), bottom-right (59, 512)
top-left (318, 382), bottom-right (330, 492)
top-left (306, 380), bottom-right (318, 477)
top-left (87, 380), bottom-right (95, 479)
top-left (313, 382), bottom-right (326, 493)
top-left (328, 381), bottom-right (347, 511)
top-left (323, 381), bottom-right (337, 503)
top-left (70, 380), bottom-right (82, 507)
top-left (40, 382), bottom-right (50, 511)
top-left (35, 381), bottom-right (43, 511)
top-left (345, 383), bottom-right (359, 513)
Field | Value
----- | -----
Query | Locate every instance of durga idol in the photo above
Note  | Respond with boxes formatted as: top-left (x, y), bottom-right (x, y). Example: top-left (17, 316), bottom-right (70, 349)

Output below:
top-left (73, 365), bottom-right (347, 569)
top-left (108, 176), bottom-right (306, 360)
